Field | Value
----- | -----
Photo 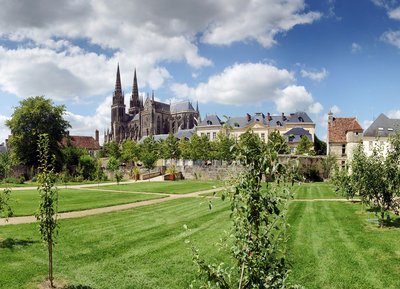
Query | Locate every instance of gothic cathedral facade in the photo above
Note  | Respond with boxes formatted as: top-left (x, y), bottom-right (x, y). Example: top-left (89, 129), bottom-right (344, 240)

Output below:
top-left (104, 65), bottom-right (200, 144)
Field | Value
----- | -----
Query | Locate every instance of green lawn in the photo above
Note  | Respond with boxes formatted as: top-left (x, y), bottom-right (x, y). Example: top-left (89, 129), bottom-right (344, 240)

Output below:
top-left (102, 180), bottom-right (223, 194)
top-left (0, 198), bottom-right (231, 289)
top-left (7, 189), bottom-right (164, 216)
top-left (0, 183), bottom-right (399, 289)
top-left (287, 201), bottom-right (400, 289)
top-left (291, 182), bottom-right (340, 199)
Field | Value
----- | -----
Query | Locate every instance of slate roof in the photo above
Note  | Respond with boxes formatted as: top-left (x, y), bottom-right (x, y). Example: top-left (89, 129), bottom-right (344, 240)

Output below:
top-left (154, 101), bottom-right (170, 111)
top-left (62, 136), bottom-right (101, 150)
top-left (170, 101), bottom-right (196, 113)
top-left (139, 128), bottom-right (195, 143)
top-left (364, 113), bottom-right (400, 137)
top-left (328, 117), bottom-right (363, 143)
top-left (224, 112), bottom-right (313, 129)
top-left (199, 115), bottom-right (223, 127)
top-left (284, 127), bottom-right (312, 143)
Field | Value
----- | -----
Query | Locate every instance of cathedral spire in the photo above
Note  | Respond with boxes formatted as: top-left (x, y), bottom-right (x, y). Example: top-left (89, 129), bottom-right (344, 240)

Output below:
top-left (129, 68), bottom-right (140, 114)
top-left (196, 101), bottom-right (199, 113)
top-left (115, 63), bottom-right (122, 96)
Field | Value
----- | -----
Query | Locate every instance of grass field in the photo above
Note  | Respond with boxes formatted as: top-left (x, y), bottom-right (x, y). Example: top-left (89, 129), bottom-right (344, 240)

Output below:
top-left (0, 182), bottom-right (399, 288)
top-left (7, 189), bottom-right (165, 216)
top-left (102, 180), bottom-right (223, 194)
top-left (291, 182), bottom-right (340, 199)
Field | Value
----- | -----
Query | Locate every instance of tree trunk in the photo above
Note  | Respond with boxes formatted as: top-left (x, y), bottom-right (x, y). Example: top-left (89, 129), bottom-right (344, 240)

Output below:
top-left (48, 239), bottom-right (53, 288)
top-left (380, 210), bottom-right (385, 228)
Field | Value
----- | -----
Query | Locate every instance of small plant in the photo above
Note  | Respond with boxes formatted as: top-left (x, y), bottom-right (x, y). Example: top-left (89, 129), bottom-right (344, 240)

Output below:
top-left (166, 164), bottom-right (177, 181)
top-left (131, 166), bottom-right (140, 181)
top-left (0, 187), bottom-right (13, 219)
top-left (115, 171), bottom-right (123, 185)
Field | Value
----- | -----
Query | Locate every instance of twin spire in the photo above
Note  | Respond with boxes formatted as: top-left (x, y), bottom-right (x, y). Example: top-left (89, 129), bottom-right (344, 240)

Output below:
top-left (114, 64), bottom-right (140, 109)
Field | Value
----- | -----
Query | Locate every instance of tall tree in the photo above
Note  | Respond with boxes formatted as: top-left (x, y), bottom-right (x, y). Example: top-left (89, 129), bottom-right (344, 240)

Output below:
top-left (0, 151), bottom-right (12, 179)
top-left (189, 134), bottom-right (210, 161)
top-left (121, 139), bottom-right (140, 164)
top-left (267, 131), bottom-right (290, 154)
top-left (104, 140), bottom-right (121, 160)
top-left (6, 96), bottom-right (70, 170)
top-left (213, 132), bottom-right (235, 162)
top-left (35, 134), bottom-right (59, 287)
top-left (163, 133), bottom-right (181, 163)
top-left (139, 136), bottom-right (159, 172)
top-left (295, 136), bottom-right (314, 155)
top-left (314, 134), bottom-right (327, 155)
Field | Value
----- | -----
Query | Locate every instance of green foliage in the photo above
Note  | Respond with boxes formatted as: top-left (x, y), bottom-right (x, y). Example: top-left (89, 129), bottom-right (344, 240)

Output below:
top-left (267, 130), bottom-right (290, 154)
top-left (107, 156), bottom-right (120, 180)
top-left (190, 130), bottom-right (297, 289)
top-left (0, 187), bottom-right (13, 219)
top-left (139, 136), bottom-right (159, 171)
top-left (105, 140), bottom-right (121, 160)
top-left (213, 132), bottom-right (236, 162)
top-left (333, 135), bottom-right (400, 227)
top-left (313, 134), bottom-right (327, 155)
top-left (121, 139), bottom-right (140, 164)
top-left (163, 133), bottom-right (181, 161)
top-left (322, 154), bottom-right (337, 179)
top-left (78, 155), bottom-right (97, 180)
top-left (179, 138), bottom-right (191, 160)
top-left (0, 151), bottom-right (12, 179)
top-left (6, 96), bottom-right (70, 169)
top-left (35, 134), bottom-right (59, 287)
top-left (115, 171), bottom-right (123, 185)
top-left (295, 136), bottom-right (314, 156)
top-left (62, 144), bottom-right (86, 172)
top-left (189, 134), bottom-right (211, 161)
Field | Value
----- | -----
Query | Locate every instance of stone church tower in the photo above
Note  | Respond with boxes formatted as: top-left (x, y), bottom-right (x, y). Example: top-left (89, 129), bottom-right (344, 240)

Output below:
top-left (105, 65), bottom-right (200, 144)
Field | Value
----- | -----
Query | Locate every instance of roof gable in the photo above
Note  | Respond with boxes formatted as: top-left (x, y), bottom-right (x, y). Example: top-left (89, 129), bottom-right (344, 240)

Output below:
top-left (328, 117), bottom-right (363, 143)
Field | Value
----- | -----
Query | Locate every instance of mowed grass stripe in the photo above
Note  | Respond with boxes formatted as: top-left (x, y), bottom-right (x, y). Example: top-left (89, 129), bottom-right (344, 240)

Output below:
top-left (102, 180), bottom-right (223, 194)
top-left (7, 189), bottom-right (164, 216)
top-left (0, 198), bottom-right (231, 289)
top-left (291, 182), bottom-right (339, 199)
top-left (288, 201), bottom-right (400, 289)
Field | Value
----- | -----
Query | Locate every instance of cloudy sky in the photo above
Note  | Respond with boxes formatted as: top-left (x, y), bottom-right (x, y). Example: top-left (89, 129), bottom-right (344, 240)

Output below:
top-left (1, 0), bottom-right (400, 143)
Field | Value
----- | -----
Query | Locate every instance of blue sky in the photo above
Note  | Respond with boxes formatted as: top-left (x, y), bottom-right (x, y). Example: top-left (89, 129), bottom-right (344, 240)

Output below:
top-left (1, 0), bottom-right (400, 144)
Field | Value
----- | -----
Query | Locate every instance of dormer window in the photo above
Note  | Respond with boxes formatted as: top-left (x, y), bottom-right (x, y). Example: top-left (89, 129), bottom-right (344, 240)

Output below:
top-left (234, 122), bottom-right (240, 128)
top-left (388, 128), bottom-right (394, 131)
top-left (276, 121), bottom-right (282, 126)
top-left (206, 120), bottom-right (213, 125)
top-left (298, 117), bottom-right (304, 122)
top-left (378, 127), bottom-right (384, 131)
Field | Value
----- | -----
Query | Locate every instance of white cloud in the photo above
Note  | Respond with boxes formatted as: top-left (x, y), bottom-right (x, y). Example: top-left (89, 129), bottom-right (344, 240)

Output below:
top-left (202, 0), bottom-right (321, 47)
top-left (172, 62), bottom-right (322, 114)
top-left (64, 96), bottom-right (112, 145)
top-left (0, 115), bottom-right (11, 143)
top-left (330, 105), bottom-right (341, 114)
top-left (388, 6), bottom-right (400, 20)
top-left (380, 30), bottom-right (400, 49)
top-left (0, 0), bottom-right (321, 102)
top-left (300, 68), bottom-right (328, 81)
top-left (387, 110), bottom-right (400, 119)
top-left (351, 42), bottom-right (362, 53)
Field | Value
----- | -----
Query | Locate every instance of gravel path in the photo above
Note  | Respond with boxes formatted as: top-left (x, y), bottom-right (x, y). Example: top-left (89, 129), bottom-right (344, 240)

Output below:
top-left (0, 188), bottom-right (221, 226)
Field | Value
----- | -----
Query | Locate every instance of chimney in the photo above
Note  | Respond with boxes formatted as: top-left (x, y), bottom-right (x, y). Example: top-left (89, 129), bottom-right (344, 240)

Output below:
top-left (281, 112), bottom-right (286, 121)
top-left (267, 112), bottom-right (272, 121)
top-left (328, 111), bottom-right (334, 124)
top-left (246, 113), bottom-right (251, 122)
top-left (95, 129), bottom-right (99, 143)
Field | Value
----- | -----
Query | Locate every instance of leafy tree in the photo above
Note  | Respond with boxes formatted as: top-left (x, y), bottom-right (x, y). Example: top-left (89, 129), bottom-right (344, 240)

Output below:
top-left (0, 188), bottom-right (13, 219)
top-left (295, 135), bottom-right (314, 155)
top-left (322, 154), bottom-right (337, 179)
top-left (189, 130), bottom-right (297, 288)
top-left (104, 140), bottom-right (121, 160)
top-left (6, 96), bottom-right (70, 170)
top-left (189, 134), bottom-right (210, 161)
top-left (163, 133), bottom-right (181, 163)
top-left (121, 140), bottom-right (140, 164)
top-left (0, 151), bottom-right (12, 179)
top-left (77, 155), bottom-right (97, 180)
top-left (35, 134), bottom-right (59, 287)
top-left (267, 130), bottom-right (290, 154)
top-left (314, 134), bottom-right (327, 155)
top-left (62, 144), bottom-right (85, 173)
top-left (139, 136), bottom-right (159, 172)
top-left (107, 156), bottom-right (120, 181)
top-left (213, 132), bottom-right (236, 162)
top-left (179, 138), bottom-right (191, 160)
top-left (333, 135), bottom-right (400, 227)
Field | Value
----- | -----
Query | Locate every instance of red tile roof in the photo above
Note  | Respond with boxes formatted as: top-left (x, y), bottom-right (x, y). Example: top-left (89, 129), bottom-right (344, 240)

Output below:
top-left (328, 117), bottom-right (363, 143)
top-left (62, 136), bottom-right (101, 150)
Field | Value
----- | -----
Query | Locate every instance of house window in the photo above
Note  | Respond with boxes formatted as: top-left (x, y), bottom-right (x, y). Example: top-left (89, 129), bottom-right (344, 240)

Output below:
top-left (212, 132), bottom-right (216, 140)
top-left (261, 133), bottom-right (265, 142)
top-left (207, 132), bottom-right (210, 139)
top-left (342, 144), bottom-right (346, 156)
top-left (341, 160), bottom-right (345, 169)
top-left (201, 133), bottom-right (205, 137)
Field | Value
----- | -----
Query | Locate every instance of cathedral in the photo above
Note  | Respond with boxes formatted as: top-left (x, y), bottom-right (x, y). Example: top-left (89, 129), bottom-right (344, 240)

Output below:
top-left (104, 65), bottom-right (200, 144)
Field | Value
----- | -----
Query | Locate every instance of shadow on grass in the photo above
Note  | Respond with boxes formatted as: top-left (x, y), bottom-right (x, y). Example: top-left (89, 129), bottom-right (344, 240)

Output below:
top-left (0, 238), bottom-right (38, 249)
top-left (383, 217), bottom-right (400, 228)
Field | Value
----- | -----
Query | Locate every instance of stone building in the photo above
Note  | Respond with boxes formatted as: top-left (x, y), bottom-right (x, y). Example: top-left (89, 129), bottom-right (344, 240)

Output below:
top-left (196, 112), bottom-right (315, 153)
top-left (327, 111), bottom-right (363, 168)
top-left (104, 65), bottom-right (200, 144)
